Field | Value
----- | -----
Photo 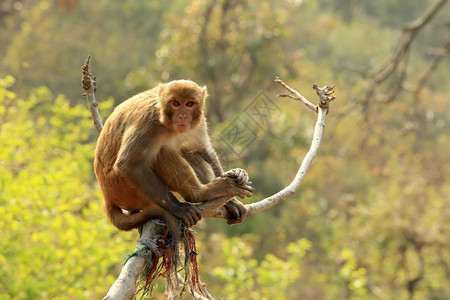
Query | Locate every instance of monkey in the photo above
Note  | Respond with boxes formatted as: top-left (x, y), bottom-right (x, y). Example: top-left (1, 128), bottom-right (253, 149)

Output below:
top-left (94, 80), bottom-right (254, 239)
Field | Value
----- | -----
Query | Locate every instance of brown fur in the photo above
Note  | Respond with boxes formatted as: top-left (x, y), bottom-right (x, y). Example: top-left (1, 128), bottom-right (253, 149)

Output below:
top-left (94, 80), bottom-right (252, 238)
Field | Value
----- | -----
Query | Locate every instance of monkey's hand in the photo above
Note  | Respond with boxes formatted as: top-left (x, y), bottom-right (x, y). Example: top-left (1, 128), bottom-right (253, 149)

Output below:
top-left (224, 198), bottom-right (248, 225)
top-left (172, 203), bottom-right (202, 228)
top-left (222, 169), bottom-right (251, 224)
top-left (222, 168), bottom-right (252, 186)
top-left (220, 168), bottom-right (254, 199)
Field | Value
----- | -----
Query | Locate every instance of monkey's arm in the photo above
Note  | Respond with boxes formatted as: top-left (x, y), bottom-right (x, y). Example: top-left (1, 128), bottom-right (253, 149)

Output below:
top-left (200, 146), bottom-right (250, 184)
top-left (198, 147), bottom-right (250, 224)
top-left (113, 129), bottom-right (201, 226)
top-left (155, 147), bottom-right (253, 203)
top-left (199, 146), bottom-right (224, 177)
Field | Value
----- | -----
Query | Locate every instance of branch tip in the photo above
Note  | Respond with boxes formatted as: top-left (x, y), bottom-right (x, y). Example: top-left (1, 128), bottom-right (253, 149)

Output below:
top-left (81, 56), bottom-right (103, 134)
top-left (313, 84), bottom-right (336, 109)
top-left (81, 55), bottom-right (91, 74)
top-left (275, 77), bottom-right (318, 113)
top-left (277, 93), bottom-right (293, 98)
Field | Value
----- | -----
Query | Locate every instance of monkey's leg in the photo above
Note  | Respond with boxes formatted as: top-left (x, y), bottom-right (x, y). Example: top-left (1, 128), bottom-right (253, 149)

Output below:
top-left (155, 148), bottom-right (253, 203)
top-left (183, 150), bottom-right (250, 224)
top-left (181, 149), bottom-right (216, 184)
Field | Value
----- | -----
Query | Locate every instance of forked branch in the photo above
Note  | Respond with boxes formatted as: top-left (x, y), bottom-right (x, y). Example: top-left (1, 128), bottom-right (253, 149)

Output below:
top-left (81, 55), bottom-right (103, 134)
top-left (81, 56), bottom-right (334, 299)
top-left (202, 78), bottom-right (335, 219)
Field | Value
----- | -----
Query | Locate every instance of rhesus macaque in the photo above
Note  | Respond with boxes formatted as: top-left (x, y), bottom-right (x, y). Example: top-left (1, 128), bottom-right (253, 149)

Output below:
top-left (94, 80), bottom-right (254, 238)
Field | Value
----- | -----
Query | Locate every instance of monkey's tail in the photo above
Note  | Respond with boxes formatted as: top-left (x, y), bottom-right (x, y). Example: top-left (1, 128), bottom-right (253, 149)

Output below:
top-left (103, 201), bottom-right (182, 240)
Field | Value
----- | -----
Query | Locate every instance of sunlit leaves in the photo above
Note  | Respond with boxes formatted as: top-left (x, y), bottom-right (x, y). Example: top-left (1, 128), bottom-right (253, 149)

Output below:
top-left (211, 236), bottom-right (311, 299)
top-left (0, 78), bottom-right (131, 299)
top-left (0, 0), bottom-right (448, 298)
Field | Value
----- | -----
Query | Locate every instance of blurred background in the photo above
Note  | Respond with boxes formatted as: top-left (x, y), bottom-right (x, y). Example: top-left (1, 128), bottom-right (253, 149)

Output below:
top-left (0, 0), bottom-right (449, 299)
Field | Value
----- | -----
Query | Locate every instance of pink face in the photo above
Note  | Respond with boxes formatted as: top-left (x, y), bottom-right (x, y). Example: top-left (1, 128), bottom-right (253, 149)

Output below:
top-left (169, 99), bottom-right (198, 133)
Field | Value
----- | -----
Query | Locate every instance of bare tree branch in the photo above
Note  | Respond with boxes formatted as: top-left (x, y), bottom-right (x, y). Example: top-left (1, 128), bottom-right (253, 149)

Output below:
top-left (348, 0), bottom-right (449, 153)
top-left (81, 55), bottom-right (103, 134)
top-left (367, 0), bottom-right (448, 82)
top-left (275, 77), bottom-right (318, 112)
top-left (203, 79), bottom-right (334, 219)
top-left (412, 37), bottom-right (450, 95)
top-left (357, 0), bottom-right (449, 120)
top-left (104, 222), bottom-right (162, 300)
top-left (82, 57), bottom-right (334, 298)
top-left (176, 274), bottom-right (213, 300)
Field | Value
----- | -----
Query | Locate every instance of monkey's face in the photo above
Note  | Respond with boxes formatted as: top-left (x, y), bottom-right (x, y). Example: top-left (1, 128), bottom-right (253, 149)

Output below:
top-left (159, 80), bottom-right (206, 133)
top-left (169, 98), bottom-right (199, 133)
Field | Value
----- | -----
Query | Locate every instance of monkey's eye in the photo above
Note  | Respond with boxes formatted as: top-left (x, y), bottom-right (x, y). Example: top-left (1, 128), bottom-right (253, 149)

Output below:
top-left (186, 101), bottom-right (196, 107)
top-left (171, 100), bottom-right (181, 107)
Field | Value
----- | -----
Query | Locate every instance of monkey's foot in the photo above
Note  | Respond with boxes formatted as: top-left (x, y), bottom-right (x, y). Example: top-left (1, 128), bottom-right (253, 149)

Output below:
top-left (137, 238), bottom-right (162, 257)
top-left (224, 198), bottom-right (248, 225)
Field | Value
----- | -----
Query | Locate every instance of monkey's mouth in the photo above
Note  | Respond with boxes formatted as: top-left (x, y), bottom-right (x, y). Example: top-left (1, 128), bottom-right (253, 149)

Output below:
top-left (174, 124), bottom-right (190, 132)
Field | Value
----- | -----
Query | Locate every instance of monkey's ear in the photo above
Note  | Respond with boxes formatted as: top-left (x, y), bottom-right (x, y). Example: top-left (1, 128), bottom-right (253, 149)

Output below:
top-left (202, 86), bottom-right (208, 99)
top-left (157, 83), bottom-right (166, 99)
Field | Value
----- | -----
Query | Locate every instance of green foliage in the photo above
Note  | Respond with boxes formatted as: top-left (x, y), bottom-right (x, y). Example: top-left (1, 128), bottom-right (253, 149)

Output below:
top-left (0, 0), bottom-right (449, 299)
top-left (153, 0), bottom-right (303, 122)
top-left (211, 236), bottom-right (311, 299)
top-left (319, 0), bottom-right (434, 27)
top-left (338, 248), bottom-right (367, 298)
top-left (1, 0), bottom-right (168, 102)
top-left (0, 78), bottom-right (131, 299)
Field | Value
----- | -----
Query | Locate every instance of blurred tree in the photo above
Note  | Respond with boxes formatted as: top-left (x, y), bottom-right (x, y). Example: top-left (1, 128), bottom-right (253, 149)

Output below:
top-left (54, 0), bottom-right (79, 12)
top-left (0, 0), bottom-right (25, 26)
top-left (0, 76), bottom-right (134, 299)
top-left (153, 0), bottom-right (302, 122)
top-left (0, 0), bottom-right (449, 298)
top-left (319, 0), bottom-right (435, 27)
top-left (274, 1), bottom-right (450, 298)
top-left (1, 0), bottom-right (170, 103)
top-left (196, 234), bottom-right (311, 300)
